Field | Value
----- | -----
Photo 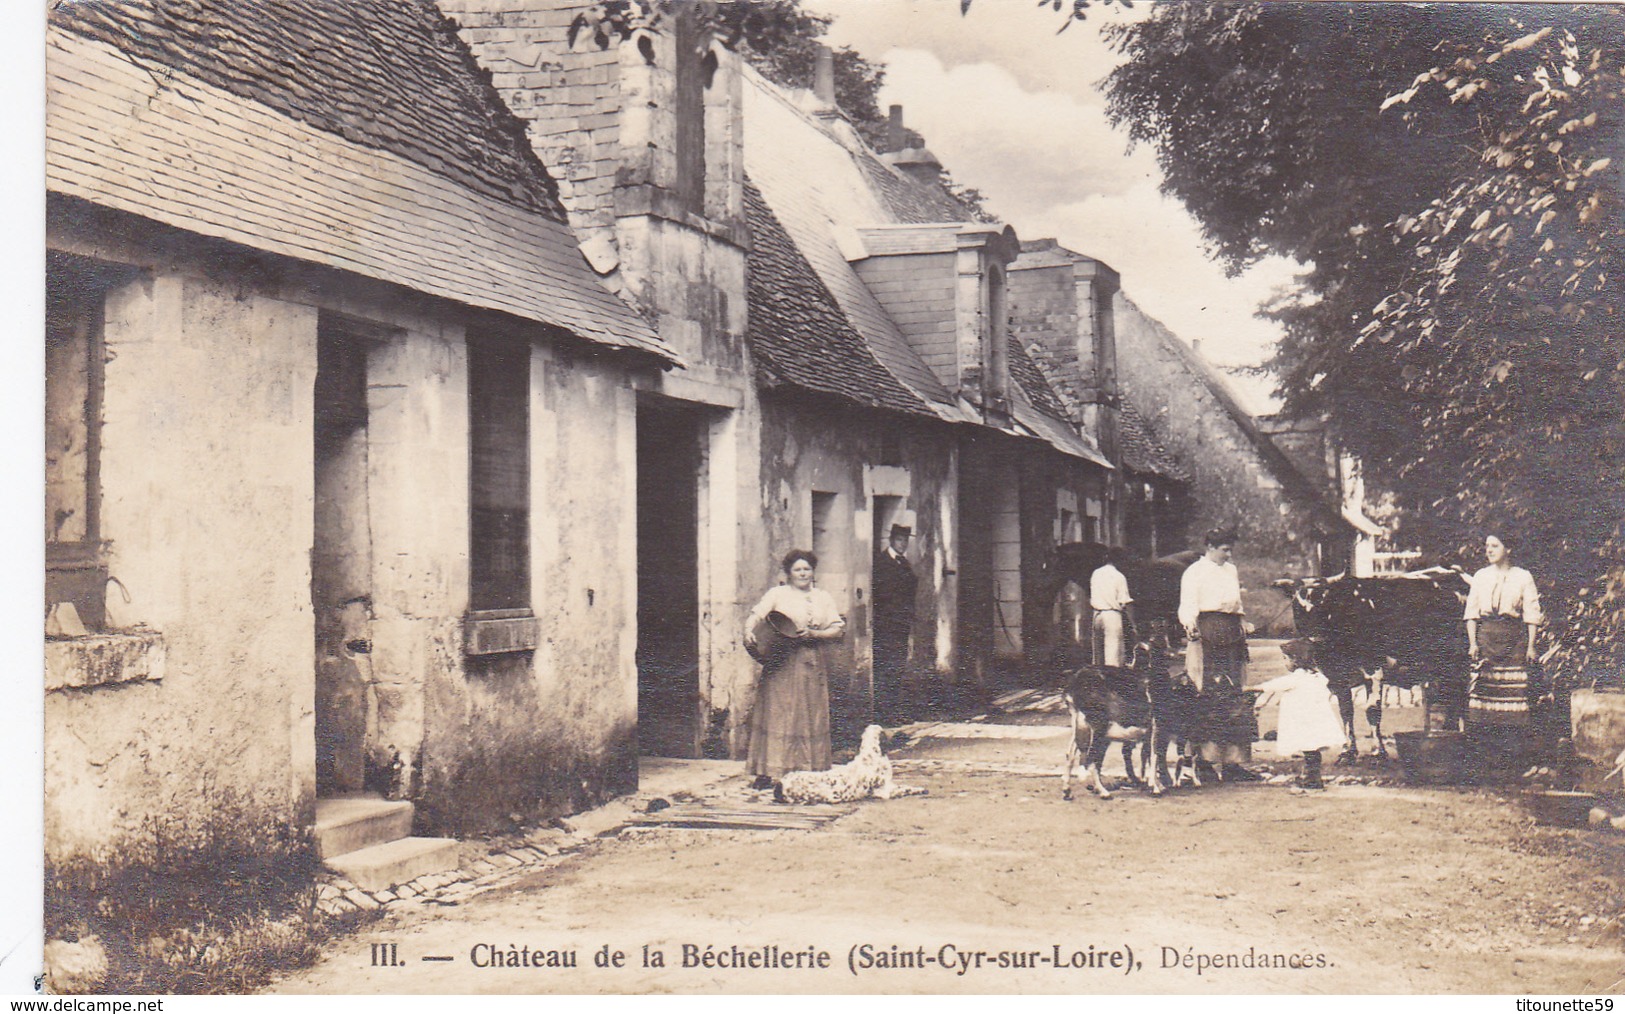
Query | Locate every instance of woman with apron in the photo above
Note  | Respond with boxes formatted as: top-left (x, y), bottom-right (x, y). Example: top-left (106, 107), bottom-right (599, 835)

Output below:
top-left (1464, 533), bottom-right (1543, 780)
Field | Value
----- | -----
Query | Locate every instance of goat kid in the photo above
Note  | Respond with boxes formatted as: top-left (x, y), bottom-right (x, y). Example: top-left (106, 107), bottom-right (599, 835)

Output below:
top-left (1062, 645), bottom-right (1168, 800)
top-left (1134, 663), bottom-right (1201, 790)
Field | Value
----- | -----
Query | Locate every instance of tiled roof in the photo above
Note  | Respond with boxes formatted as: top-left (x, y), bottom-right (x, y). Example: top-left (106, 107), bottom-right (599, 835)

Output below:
top-left (1011, 390), bottom-right (1112, 468)
top-left (742, 72), bottom-right (969, 420)
top-left (740, 68), bottom-right (1097, 464)
top-left (744, 179), bottom-right (934, 417)
top-left (856, 150), bottom-right (978, 225)
top-left (54, 0), bottom-right (563, 222)
top-left (48, 0), bottom-right (671, 359)
top-left (1118, 400), bottom-right (1190, 482)
top-left (1008, 337), bottom-right (1072, 421)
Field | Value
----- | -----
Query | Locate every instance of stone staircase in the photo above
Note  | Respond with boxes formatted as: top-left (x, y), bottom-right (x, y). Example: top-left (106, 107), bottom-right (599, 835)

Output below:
top-left (315, 795), bottom-right (460, 892)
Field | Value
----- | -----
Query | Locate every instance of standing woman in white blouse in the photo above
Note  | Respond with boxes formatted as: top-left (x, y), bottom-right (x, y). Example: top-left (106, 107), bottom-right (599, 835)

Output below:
top-left (1463, 533), bottom-right (1544, 769)
top-left (743, 550), bottom-right (846, 789)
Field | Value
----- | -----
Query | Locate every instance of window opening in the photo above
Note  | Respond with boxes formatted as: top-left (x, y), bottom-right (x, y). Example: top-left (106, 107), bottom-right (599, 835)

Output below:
top-left (468, 330), bottom-right (531, 613)
top-left (672, 10), bottom-right (707, 214)
top-left (45, 253), bottom-right (126, 631)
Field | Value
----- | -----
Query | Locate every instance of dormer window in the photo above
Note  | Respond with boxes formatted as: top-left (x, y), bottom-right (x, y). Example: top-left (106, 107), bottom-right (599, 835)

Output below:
top-left (983, 261), bottom-right (1009, 413)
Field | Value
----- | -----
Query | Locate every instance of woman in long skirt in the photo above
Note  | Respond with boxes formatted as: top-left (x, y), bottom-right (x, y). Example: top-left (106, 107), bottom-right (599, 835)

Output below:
top-left (1464, 533), bottom-right (1543, 779)
top-left (743, 549), bottom-right (845, 789)
top-left (1178, 528), bottom-right (1262, 782)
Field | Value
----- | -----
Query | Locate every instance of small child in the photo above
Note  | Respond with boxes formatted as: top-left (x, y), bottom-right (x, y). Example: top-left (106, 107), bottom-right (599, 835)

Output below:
top-left (1252, 639), bottom-right (1346, 790)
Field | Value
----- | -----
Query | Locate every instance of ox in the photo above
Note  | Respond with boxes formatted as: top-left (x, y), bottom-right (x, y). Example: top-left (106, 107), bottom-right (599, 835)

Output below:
top-left (1274, 569), bottom-right (1471, 761)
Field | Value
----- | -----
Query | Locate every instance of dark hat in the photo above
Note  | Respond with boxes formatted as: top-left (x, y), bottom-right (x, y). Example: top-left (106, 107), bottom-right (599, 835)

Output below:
top-left (889, 524), bottom-right (912, 539)
top-left (746, 610), bottom-right (799, 668)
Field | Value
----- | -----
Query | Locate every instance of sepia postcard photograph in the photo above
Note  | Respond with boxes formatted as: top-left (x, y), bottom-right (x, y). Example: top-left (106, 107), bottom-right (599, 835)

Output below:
top-left (18, 0), bottom-right (1625, 997)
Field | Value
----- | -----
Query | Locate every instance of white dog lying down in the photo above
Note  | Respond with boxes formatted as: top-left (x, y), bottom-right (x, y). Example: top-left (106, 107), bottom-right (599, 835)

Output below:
top-left (776, 724), bottom-right (926, 804)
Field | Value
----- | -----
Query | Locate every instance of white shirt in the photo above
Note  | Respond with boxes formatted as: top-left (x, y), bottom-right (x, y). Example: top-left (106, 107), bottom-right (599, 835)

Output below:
top-left (1089, 564), bottom-right (1133, 612)
top-left (1178, 556), bottom-right (1243, 631)
top-left (1464, 564), bottom-right (1543, 625)
top-left (746, 584), bottom-right (845, 637)
top-left (1251, 668), bottom-right (1347, 755)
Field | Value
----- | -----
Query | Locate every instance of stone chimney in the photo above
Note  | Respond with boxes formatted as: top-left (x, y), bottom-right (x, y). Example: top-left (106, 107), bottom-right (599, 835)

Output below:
top-left (878, 105), bottom-right (942, 185)
top-left (886, 104), bottom-right (905, 153)
top-left (813, 45), bottom-right (836, 107)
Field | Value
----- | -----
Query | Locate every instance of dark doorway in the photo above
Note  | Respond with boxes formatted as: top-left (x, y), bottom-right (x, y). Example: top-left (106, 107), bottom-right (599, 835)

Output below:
top-left (636, 402), bottom-right (703, 757)
top-left (313, 314), bottom-right (373, 796)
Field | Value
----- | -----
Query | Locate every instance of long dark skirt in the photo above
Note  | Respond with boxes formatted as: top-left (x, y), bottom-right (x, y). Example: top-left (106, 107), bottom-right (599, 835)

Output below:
top-left (1194, 612), bottom-right (1253, 764)
top-left (1466, 617), bottom-right (1533, 779)
top-left (748, 643), bottom-right (832, 778)
top-left (1196, 611), bottom-right (1248, 687)
top-left (1470, 617), bottom-right (1530, 729)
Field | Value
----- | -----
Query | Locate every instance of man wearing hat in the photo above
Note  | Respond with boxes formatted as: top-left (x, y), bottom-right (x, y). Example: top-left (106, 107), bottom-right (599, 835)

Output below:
top-left (872, 523), bottom-right (919, 723)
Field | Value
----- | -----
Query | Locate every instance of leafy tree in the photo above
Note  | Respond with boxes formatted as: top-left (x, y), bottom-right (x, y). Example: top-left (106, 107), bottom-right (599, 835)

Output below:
top-left (568, 1), bottom-right (893, 148)
top-left (1103, 4), bottom-right (1624, 677)
top-left (711, 1), bottom-right (891, 149)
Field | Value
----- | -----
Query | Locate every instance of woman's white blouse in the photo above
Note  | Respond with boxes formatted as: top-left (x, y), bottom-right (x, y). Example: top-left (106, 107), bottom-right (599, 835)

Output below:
top-left (1464, 565), bottom-right (1543, 624)
top-left (746, 584), bottom-right (845, 636)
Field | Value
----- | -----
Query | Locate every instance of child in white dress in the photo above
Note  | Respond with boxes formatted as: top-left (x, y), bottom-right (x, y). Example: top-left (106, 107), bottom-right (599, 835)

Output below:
top-left (1252, 638), bottom-right (1346, 789)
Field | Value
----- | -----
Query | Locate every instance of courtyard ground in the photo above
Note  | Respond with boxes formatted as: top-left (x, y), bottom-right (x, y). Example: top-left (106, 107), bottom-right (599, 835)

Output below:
top-left (267, 645), bottom-right (1624, 995)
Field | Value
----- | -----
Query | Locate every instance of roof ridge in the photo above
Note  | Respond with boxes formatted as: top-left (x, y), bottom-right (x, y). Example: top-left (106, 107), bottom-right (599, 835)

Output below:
top-left (1121, 295), bottom-right (1342, 526)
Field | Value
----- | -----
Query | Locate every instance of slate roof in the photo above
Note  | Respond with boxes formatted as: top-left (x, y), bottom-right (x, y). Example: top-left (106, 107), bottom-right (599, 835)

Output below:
top-left (1008, 338), bottom-right (1072, 421)
top-left (744, 178), bottom-right (934, 417)
top-left (856, 149), bottom-right (979, 225)
top-left (48, 0), bottom-right (672, 360)
top-left (1118, 400), bottom-right (1191, 483)
top-left (55, 0), bottom-right (562, 220)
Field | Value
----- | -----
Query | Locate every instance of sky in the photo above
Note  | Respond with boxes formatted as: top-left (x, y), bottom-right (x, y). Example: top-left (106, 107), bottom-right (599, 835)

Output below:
top-left (813, 0), bottom-right (1301, 414)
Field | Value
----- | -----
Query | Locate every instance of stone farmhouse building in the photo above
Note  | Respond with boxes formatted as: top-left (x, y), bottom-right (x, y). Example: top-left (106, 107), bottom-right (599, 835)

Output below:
top-left (45, 0), bottom-right (678, 871)
top-left (43, 0), bottom-right (1216, 883)
top-left (1114, 295), bottom-right (1368, 632)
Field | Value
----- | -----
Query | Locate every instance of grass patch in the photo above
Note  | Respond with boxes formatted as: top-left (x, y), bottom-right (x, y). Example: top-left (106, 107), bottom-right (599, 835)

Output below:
top-left (46, 792), bottom-right (362, 994)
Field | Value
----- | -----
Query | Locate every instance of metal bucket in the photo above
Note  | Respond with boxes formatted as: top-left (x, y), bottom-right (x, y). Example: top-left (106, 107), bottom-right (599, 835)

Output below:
top-left (1394, 730), bottom-right (1466, 785)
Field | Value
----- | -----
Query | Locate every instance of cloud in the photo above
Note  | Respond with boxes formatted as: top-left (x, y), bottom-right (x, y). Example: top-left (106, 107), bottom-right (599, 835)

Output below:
top-left (815, 0), bottom-right (1140, 108)
top-left (855, 45), bottom-right (1305, 412)
top-left (876, 49), bottom-right (1155, 207)
top-left (1033, 183), bottom-right (1300, 371)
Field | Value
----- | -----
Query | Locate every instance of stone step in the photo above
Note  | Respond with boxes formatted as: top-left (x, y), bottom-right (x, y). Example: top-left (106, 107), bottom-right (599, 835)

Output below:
top-left (324, 836), bottom-right (462, 893)
top-left (314, 796), bottom-right (415, 860)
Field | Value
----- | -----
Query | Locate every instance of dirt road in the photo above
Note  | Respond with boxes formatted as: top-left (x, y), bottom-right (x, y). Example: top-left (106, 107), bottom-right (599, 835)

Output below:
top-left (268, 711), bottom-right (1624, 995)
